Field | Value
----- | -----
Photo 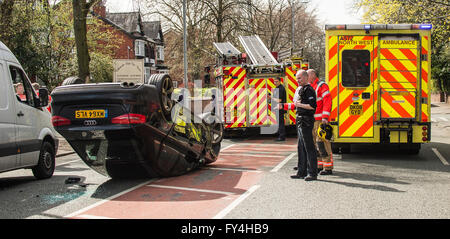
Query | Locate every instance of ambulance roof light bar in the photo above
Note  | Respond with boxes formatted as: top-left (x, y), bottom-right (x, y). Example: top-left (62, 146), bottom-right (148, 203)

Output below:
top-left (325, 24), bottom-right (432, 30)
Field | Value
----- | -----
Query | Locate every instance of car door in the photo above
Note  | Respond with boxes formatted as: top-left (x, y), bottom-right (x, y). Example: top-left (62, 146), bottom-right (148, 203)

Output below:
top-left (8, 64), bottom-right (41, 167)
top-left (0, 62), bottom-right (18, 172)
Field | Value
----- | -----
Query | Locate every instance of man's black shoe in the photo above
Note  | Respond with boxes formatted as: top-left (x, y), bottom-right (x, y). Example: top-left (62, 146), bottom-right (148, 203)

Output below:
top-left (320, 170), bottom-right (332, 175)
top-left (293, 167), bottom-right (298, 170)
top-left (304, 175), bottom-right (317, 181)
top-left (275, 138), bottom-right (286, 141)
top-left (318, 168), bottom-right (323, 172)
top-left (290, 175), bottom-right (305, 179)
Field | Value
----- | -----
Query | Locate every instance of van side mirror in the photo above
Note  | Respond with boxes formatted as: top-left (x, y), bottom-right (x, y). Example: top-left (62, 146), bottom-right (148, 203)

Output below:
top-left (38, 88), bottom-right (49, 107)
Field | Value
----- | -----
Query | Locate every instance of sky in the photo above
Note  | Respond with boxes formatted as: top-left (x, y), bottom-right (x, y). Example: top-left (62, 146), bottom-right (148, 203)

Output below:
top-left (105, 0), bottom-right (363, 25)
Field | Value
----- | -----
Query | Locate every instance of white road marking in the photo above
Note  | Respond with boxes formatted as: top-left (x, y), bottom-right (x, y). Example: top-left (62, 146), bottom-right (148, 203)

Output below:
top-left (205, 167), bottom-right (263, 173)
top-left (213, 185), bottom-right (261, 219)
top-left (146, 184), bottom-right (237, 195)
top-left (219, 153), bottom-right (285, 158)
top-left (232, 143), bottom-right (297, 147)
top-left (432, 148), bottom-right (449, 166)
top-left (270, 153), bottom-right (296, 172)
top-left (64, 179), bottom-right (157, 218)
top-left (56, 159), bottom-right (81, 167)
top-left (76, 214), bottom-right (115, 219)
top-left (220, 144), bottom-right (236, 151)
top-left (439, 117), bottom-right (449, 122)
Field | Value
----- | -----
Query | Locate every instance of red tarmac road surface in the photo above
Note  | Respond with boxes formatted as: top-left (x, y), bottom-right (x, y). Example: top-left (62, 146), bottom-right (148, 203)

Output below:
top-left (68, 138), bottom-right (298, 219)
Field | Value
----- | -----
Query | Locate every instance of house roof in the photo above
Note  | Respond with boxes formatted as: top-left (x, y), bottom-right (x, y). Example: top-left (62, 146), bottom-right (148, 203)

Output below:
top-left (105, 12), bottom-right (141, 34)
top-left (142, 21), bottom-right (162, 41)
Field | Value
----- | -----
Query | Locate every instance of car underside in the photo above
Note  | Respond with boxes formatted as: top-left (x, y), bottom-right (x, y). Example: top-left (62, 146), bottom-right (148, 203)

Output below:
top-left (51, 74), bottom-right (223, 179)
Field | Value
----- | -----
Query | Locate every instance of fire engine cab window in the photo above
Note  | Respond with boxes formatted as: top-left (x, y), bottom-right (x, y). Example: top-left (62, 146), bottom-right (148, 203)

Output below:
top-left (342, 50), bottom-right (370, 87)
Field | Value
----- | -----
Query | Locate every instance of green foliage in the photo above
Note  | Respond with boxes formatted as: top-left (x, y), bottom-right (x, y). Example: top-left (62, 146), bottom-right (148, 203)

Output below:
top-left (0, 0), bottom-right (121, 90)
top-left (354, 0), bottom-right (450, 93)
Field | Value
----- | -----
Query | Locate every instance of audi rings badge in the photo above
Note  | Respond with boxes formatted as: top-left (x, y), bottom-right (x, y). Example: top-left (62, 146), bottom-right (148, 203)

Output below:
top-left (84, 120), bottom-right (98, 126)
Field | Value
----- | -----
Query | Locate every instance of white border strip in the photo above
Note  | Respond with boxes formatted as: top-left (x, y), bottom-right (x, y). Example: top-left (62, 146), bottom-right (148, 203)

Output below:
top-left (146, 184), bottom-right (237, 196)
top-left (213, 185), bottom-right (260, 219)
top-left (76, 214), bottom-right (115, 219)
top-left (432, 148), bottom-right (449, 165)
top-left (65, 179), bottom-right (156, 218)
top-left (270, 153), bottom-right (296, 172)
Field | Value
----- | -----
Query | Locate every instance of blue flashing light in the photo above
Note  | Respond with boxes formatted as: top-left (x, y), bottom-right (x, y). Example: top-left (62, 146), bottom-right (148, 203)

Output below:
top-left (420, 24), bottom-right (432, 30)
top-left (364, 25), bottom-right (371, 30)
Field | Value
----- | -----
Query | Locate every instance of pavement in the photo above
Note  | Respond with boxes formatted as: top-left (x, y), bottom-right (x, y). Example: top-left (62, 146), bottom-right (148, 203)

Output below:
top-left (431, 102), bottom-right (450, 114)
top-left (55, 135), bottom-right (75, 158)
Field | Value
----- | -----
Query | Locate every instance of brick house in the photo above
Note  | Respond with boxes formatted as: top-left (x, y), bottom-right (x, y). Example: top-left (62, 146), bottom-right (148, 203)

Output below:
top-left (91, 2), bottom-right (167, 81)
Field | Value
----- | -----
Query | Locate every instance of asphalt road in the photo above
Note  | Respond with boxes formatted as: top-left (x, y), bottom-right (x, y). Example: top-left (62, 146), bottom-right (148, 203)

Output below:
top-left (0, 106), bottom-right (449, 219)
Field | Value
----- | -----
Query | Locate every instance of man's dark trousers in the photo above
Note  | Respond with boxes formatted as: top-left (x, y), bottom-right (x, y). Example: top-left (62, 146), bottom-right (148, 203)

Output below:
top-left (277, 111), bottom-right (286, 140)
top-left (296, 121), bottom-right (318, 177)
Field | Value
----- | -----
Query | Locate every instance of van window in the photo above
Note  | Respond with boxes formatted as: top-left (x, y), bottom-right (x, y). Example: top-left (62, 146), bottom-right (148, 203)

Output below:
top-left (9, 66), bottom-right (35, 107)
top-left (0, 64), bottom-right (7, 109)
top-left (342, 50), bottom-right (371, 87)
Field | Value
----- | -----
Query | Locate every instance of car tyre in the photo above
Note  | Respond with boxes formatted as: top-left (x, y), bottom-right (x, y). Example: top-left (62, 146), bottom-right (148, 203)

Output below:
top-left (32, 141), bottom-right (55, 179)
top-left (146, 74), bottom-right (174, 118)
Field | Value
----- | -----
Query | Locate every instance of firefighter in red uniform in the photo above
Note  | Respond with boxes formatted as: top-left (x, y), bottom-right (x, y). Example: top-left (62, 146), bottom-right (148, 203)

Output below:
top-left (307, 69), bottom-right (333, 175)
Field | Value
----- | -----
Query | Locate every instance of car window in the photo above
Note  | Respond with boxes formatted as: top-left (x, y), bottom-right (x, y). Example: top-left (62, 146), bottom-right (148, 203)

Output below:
top-left (342, 50), bottom-right (371, 87)
top-left (9, 66), bottom-right (35, 107)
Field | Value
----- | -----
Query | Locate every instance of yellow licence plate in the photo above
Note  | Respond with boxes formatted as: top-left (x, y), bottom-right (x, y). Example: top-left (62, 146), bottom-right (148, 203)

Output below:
top-left (75, 110), bottom-right (107, 119)
top-left (350, 104), bottom-right (363, 116)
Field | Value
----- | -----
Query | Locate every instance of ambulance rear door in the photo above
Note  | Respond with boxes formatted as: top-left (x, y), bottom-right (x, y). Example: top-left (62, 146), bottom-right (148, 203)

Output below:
top-left (337, 35), bottom-right (376, 138)
top-left (379, 34), bottom-right (419, 120)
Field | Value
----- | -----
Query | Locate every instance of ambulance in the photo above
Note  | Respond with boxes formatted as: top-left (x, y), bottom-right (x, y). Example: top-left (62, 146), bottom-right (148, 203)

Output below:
top-left (325, 24), bottom-right (432, 153)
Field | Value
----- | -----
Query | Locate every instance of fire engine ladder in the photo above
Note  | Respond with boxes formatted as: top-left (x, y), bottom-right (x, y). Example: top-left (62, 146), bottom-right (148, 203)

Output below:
top-left (238, 35), bottom-right (278, 65)
top-left (213, 42), bottom-right (241, 57)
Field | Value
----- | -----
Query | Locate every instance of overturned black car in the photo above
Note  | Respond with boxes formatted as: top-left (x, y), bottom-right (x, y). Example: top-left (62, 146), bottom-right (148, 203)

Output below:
top-left (51, 74), bottom-right (223, 179)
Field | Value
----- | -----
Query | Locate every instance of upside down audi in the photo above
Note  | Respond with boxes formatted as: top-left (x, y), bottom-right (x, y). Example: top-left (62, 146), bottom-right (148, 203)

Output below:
top-left (51, 74), bottom-right (223, 179)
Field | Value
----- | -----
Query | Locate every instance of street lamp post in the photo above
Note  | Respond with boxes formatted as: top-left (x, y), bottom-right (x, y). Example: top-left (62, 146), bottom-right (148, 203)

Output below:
top-left (183, 0), bottom-right (188, 88)
top-left (290, 0), bottom-right (310, 53)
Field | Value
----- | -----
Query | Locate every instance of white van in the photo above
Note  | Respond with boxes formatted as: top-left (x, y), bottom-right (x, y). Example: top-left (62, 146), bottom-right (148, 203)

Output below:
top-left (0, 41), bottom-right (58, 179)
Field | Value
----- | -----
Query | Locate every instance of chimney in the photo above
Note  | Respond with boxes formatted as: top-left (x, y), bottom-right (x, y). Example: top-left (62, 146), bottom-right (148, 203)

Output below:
top-left (93, 0), bottom-right (106, 18)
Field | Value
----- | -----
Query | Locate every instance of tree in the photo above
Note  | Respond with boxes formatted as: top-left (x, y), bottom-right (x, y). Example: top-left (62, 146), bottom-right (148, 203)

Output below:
top-left (72, 0), bottom-right (100, 83)
top-left (354, 0), bottom-right (450, 101)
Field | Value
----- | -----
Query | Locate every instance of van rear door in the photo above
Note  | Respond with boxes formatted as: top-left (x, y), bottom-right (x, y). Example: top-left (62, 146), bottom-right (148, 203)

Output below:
top-left (379, 35), bottom-right (419, 120)
top-left (0, 62), bottom-right (18, 171)
top-left (337, 35), bottom-right (376, 138)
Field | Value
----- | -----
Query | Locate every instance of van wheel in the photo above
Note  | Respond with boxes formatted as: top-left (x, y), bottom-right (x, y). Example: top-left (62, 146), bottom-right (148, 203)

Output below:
top-left (32, 142), bottom-right (55, 179)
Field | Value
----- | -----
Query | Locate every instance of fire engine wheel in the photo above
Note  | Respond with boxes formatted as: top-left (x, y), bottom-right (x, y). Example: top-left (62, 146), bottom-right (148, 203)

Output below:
top-left (146, 74), bottom-right (174, 117)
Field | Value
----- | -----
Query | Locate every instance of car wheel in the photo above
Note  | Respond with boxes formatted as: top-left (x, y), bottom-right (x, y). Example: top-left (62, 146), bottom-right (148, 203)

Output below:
top-left (202, 113), bottom-right (223, 145)
top-left (146, 74), bottom-right (174, 117)
top-left (62, 76), bottom-right (83, 85)
top-left (32, 141), bottom-right (55, 179)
